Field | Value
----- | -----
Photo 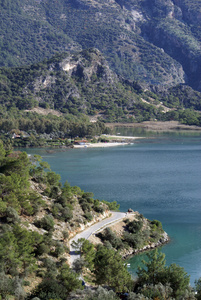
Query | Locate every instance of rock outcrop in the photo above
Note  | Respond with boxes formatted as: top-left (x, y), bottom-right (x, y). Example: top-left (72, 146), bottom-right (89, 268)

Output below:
top-left (121, 231), bottom-right (169, 259)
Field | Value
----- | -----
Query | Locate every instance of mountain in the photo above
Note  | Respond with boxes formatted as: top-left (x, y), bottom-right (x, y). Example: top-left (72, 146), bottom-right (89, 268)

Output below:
top-left (0, 48), bottom-right (160, 123)
top-left (1, 48), bottom-right (201, 126)
top-left (1, 0), bottom-right (201, 91)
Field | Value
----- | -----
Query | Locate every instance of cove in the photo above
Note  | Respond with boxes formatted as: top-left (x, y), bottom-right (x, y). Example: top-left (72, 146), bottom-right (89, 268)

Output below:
top-left (21, 132), bottom-right (201, 285)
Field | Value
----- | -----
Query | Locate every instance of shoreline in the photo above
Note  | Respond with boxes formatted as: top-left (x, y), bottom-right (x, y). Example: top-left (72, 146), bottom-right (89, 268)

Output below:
top-left (121, 231), bottom-right (169, 260)
top-left (73, 142), bottom-right (129, 148)
top-left (105, 121), bottom-right (201, 131)
top-left (73, 135), bottom-right (144, 148)
top-left (89, 212), bottom-right (170, 260)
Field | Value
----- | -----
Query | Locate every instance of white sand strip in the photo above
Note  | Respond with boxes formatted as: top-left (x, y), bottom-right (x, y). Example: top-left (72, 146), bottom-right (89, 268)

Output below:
top-left (73, 142), bottom-right (130, 148)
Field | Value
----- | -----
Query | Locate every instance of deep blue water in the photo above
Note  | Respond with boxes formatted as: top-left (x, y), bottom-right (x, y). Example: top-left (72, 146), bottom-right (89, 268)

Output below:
top-left (22, 132), bottom-right (201, 285)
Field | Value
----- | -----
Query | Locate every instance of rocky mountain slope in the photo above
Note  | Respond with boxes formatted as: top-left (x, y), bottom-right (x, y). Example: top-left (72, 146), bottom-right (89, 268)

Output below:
top-left (1, 0), bottom-right (201, 91)
top-left (0, 48), bottom-right (160, 122)
top-left (1, 47), bottom-right (201, 125)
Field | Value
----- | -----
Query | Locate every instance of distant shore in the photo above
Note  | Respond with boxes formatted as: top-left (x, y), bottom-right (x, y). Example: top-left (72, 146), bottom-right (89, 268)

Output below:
top-left (73, 142), bottom-right (127, 148)
top-left (73, 135), bottom-right (144, 148)
top-left (105, 121), bottom-right (201, 131)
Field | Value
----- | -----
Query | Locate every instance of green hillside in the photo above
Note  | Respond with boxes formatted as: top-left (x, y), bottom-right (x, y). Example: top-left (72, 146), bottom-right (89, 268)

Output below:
top-left (1, 0), bottom-right (201, 131)
top-left (0, 48), bottom-right (161, 123)
top-left (1, 0), bottom-right (200, 89)
top-left (0, 48), bottom-right (201, 131)
top-left (0, 141), bottom-right (199, 299)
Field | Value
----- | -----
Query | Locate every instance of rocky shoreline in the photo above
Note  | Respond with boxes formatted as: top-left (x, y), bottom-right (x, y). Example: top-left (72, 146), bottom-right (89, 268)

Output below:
top-left (89, 212), bottom-right (170, 260)
top-left (121, 231), bottom-right (169, 259)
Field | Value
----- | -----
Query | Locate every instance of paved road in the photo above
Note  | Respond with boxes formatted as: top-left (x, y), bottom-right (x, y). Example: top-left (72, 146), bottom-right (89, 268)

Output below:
top-left (69, 211), bottom-right (126, 266)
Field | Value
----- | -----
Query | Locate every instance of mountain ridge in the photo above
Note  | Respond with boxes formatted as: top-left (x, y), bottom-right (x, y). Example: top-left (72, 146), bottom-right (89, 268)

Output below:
top-left (1, 0), bottom-right (201, 90)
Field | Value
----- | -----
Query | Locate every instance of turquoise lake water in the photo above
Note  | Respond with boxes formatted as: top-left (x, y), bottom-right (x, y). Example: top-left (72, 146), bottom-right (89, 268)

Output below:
top-left (22, 131), bottom-right (201, 285)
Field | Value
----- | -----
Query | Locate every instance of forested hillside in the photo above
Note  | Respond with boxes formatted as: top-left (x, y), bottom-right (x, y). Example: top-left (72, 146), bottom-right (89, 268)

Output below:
top-left (1, 0), bottom-right (201, 128)
top-left (0, 140), bottom-right (118, 298)
top-left (0, 141), bottom-right (201, 299)
top-left (1, 48), bottom-right (201, 128)
top-left (1, 0), bottom-right (201, 91)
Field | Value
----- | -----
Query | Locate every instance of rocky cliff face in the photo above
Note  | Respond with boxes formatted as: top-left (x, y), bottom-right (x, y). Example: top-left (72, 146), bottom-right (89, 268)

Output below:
top-left (59, 49), bottom-right (117, 84)
top-left (138, 0), bottom-right (201, 90)
top-left (25, 48), bottom-right (121, 113)
top-left (110, 0), bottom-right (201, 90)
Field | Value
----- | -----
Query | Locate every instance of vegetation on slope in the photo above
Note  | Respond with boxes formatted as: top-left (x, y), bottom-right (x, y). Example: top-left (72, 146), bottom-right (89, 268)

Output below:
top-left (0, 0), bottom-right (78, 67)
top-left (0, 0), bottom-right (186, 88)
top-left (2, 0), bottom-right (201, 93)
top-left (0, 140), bottom-right (112, 298)
top-left (0, 48), bottom-right (201, 129)
top-left (0, 141), bottom-right (201, 299)
top-left (96, 215), bottom-right (167, 254)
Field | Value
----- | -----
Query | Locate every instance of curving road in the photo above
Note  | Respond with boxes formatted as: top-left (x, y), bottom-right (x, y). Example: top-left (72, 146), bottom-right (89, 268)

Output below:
top-left (69, 211), bottom-right (126, 266)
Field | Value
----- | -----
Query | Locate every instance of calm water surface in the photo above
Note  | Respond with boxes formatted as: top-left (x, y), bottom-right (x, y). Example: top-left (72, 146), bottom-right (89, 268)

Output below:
top-left (23, 131), bottom-right (201, 284)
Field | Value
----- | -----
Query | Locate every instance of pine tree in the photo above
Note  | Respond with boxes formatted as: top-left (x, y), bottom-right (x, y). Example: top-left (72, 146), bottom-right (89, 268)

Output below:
top-left (137, 249), bottom-right (166, 285)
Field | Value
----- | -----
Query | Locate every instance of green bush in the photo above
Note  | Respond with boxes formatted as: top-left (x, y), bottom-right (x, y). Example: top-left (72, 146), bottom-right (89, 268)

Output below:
top-left (80, 201), bottom-right (91, 212)
top-left (23, 280), bottom-right (30, 286)
top-left (28, 278), bottom-right (68, 300)
top-left (126, 220), bottom-right (143, 234)
top-left (84, 212), bottom-right (93, 222)
top-left (94, 205), bottom-right (104, 214)
top-left (35, 243), bottom-right (50, 256)
top-left (51, 241), bottom-right (65, 258)
top-left (36, 269), bottom-right (46, 278)
top-left (61, 207), bottom-right (73, 221)
top-left (5, 207), bottom-right (20, 224)
top-left (93, 200), bottom-right (104, 214)
top-left (0, 272), bottom-right (14, 299)
top-left (151, 220), bottom-right (163, 229)
top-left (35, 215), bottom-right (55, 231)
top-left (101, 200), bottom-right (120, 211)
top-left (62, 230), bottom-right (69, 240)
top-left (99, 228), bottom-right (123, 250)
top-left (123, 232), bottom-right (144, 249)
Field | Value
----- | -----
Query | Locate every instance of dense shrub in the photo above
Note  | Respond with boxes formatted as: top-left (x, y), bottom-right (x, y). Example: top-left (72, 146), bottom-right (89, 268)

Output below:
top-left (126, 219), bottom-right (143, 234)
top-left (28, 278), bottom-right (68, 300)
top-left (35, 243), bottom-right (50, 256)
top-left (51, 241), bottom-right (65, 258)
top-left (5, 207), bottom-right (20, 224)
top-left (123, 232), bottom-right (144, 249)
top-left (98, 228), bottom-right (123, 250)
top-left (93, 200), bottom-right (104, 214)
top-left (84, 212), bottom-right (93, 222)
top-left (35, 215), bottom-right (55, 231)
top-left (0, 272), bottom-right (15, 299)
top-left (101, 200), bottom-right (120, 211)
top-left (61, 207), bottom-right (73, 221)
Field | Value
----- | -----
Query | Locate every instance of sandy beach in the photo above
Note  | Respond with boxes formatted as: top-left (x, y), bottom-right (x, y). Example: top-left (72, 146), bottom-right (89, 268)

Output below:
top-left (73, 135), bottom-right (144, 148)
top-left (73, 142), bottom-right (129, 148)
